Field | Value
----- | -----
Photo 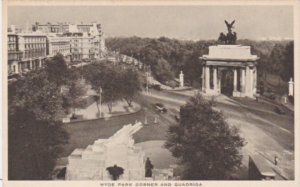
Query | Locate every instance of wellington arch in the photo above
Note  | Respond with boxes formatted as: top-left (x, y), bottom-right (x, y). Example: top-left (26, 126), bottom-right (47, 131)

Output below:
top-left (200, 45), bottom-right (259, 98)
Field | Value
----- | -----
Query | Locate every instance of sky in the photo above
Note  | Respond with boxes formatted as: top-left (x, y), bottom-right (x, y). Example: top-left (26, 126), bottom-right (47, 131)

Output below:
top-left (8, 6), bottom-right (293, 40)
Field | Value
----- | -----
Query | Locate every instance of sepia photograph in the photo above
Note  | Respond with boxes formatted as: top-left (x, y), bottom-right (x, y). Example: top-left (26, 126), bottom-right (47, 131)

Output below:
top-left (2, 0), bottom-right (299, 186)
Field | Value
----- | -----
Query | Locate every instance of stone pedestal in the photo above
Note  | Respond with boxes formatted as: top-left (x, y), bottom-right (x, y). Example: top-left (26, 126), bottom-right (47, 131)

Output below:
top-left (289, 78), bottom-right (294, 96)
top-left (66, 122), bottom-right (146, 180)
top-left (179, 71), bottom-right (184, 87)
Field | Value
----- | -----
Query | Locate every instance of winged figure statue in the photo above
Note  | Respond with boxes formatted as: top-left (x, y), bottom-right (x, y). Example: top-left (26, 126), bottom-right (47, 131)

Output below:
top-left (224, 20), bottom-right (235, 34)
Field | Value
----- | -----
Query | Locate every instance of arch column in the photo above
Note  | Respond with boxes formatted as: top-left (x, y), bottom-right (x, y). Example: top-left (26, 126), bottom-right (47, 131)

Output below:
top-left (39, 58), bottom-right (42, 68)
top-left (232, 68), bottom-right (238, 97)
top-left (245, 66), bottom-right (250, 94)
top-left (213, 67), bottom-right (217, 92)
top-left (202, 65), bottom-right (205, 91)
top-left (233, 68), bottom-right (237, 92)
top-left (241, 68), bottom-right (246, 96)
top-left (205, 66), bottom-right (210, 92)
top-left (249, 67), bottom-right (254, 96)
top-left (253, 67), bottom-right (257, 94)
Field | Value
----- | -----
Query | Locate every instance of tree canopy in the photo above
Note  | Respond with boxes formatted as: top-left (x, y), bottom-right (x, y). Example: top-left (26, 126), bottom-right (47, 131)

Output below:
top-left (107, 37), bottom-right (294, 86)
top-left (83, 61), bottom-right (141, 113)
top-left (8, 54), bottom-right (73, 179)
top-left (165, 93), bottom-right (245, 180)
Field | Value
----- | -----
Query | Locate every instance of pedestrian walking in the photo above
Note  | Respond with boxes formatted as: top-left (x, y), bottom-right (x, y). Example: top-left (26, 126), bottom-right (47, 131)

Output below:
top-left (274, 155), bottom-right (279, 166)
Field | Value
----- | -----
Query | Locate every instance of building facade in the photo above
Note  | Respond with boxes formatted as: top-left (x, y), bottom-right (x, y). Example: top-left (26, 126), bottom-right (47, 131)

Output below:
top-left (34, 22), bottom-right (102, 34)
top-left (18, 33), bottom-right (48, 73)
top-left (8, 33), bottom-right (47, 74)
top-left (47, 35), bottom-right (71, 62)
top-left (8, 34), bottom-right (23, 74)
top-left (8, 22), bottom-right (106, 75)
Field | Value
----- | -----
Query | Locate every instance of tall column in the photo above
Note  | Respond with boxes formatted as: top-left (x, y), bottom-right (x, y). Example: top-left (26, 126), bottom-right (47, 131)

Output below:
top-left (205, 66), bottom-right (210, 91)
top-left (241, 69), bottom-right (245, 93)
top-left (29, 60), bottom-right (33, 70)
top-left (218, 72), bottom-right (221, 93)
top-left (253, 67), bottom-right (257, 94)
top-left (213, 67), bottom-right (217, 91)
top-left (245, 66), bottom-right (250, 94)
top-left (289, 78), bottom-right (294, 96)
top-left (202, 66), bottom-right (205, 91)
top-left (233, 68), bottom-right (237, 91)
top-left (249, 67), bottom-right (254, 95)
top-left (39, 58), bottom-right (42, 68)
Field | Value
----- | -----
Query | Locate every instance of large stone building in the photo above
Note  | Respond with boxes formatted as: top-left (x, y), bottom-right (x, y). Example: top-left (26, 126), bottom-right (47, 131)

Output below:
top-left (46, 34), bottom-right (71, 61)
top-left (33, 22), bottom-right (103, 34)
top-left (8, 34), bottom-right (23, 74)
top-left (7, 22), bottom-right (107, 75)
top-left (8, 33), bottom-right (47, 74)
top-left (63, 23), bottom-right (106, 61)
top-left (200, 45), bottom-right (259, 98)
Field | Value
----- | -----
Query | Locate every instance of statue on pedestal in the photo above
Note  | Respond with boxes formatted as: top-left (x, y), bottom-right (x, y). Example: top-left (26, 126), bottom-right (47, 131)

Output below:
top-left (218, 20), bottom-right (237, 44)
top-left (107, 164), bottom-right (124, 180)
top-left (179, 71), bottom-right (184, 87)
top-left (145, 157), bottom-right (154, 178)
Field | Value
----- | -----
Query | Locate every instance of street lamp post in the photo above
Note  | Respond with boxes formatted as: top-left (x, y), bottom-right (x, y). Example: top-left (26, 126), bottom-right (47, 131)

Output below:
top-left (99, 87), bottom-right (102, 117)
top-left (144, 108), bottom-right (148, 125)
top-left (146, 72), bottom-right (149, 94)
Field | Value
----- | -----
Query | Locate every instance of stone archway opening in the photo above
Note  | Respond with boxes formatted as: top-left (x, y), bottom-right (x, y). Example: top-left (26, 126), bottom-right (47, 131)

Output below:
top-left (221, 69), bottom-right (234, 96)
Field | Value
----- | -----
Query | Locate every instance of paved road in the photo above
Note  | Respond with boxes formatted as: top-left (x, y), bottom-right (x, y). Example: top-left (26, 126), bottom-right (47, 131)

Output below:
top-left (142, 89), bottom-right (294, 180)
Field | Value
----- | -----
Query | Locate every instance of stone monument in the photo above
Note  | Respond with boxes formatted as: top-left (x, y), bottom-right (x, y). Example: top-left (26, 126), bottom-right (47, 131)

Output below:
top-left (200, 21), bottom-right (259, 98)
top-left (65, 122), bottom-right (146, 180)
top-left (289, 77), bottom-right (294, 96)
top-left (179, 71), bottom-right (184, 87)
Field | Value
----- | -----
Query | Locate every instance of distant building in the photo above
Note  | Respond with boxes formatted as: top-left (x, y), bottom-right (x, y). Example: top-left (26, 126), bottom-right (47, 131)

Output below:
top-left (7, 25), bottom-right (22, 34)
top-left (63, 23), bottom-right (106, 61)
top-left (8, 34), bottom-right (23, 74)
top-left (33, 22), bottom-right (102, 34)
top-left (46, 34), bottom-right (71, 62)
top-left (14, 33), bottom-right (47, 74)
top-left (8, 22), bottom-right (107, 75)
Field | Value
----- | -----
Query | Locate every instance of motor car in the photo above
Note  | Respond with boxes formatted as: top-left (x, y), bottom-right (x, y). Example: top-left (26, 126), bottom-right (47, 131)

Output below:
top-left (263, 91), bottom-right (276, 100)
top-left (152, 84), bottom-right (162, 91)
top-left (154, 103), bottom-right (167, 113)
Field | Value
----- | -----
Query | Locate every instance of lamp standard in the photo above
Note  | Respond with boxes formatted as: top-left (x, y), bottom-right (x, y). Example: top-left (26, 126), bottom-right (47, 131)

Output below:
top-left (144, 108), bottom-right (148, 125)
top-left (99, 87), bottom-right (102, 116)
top-left (146, 71), bottom-right (149, 94)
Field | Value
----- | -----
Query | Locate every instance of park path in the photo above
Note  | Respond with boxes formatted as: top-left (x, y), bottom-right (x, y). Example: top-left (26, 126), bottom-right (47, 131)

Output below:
top-left (66, 101), bottom-right (141, 120)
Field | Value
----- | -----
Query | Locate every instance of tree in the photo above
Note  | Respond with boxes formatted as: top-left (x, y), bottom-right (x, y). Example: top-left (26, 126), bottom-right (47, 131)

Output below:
top-left (120, 68), bottom-right (141, 107)
top-left (65, 80), bottom-right (87, 116)
top-left (9, 70), bottom-right (64, 122)
top-left (83, 62), bottom-right (123, 113)
top-left (152, 58), bottom-right (174, 83)
top-left (8, 53), bottom-right (82, 180)
top-left (101, 64), bottom-right (123, 113)
top-left (44, 53), bottom-right (70, 87)
top-left (8, 64), bottom-right (69, 179)
top-left (165, 93), bottom-right (245, 180)
top-left (281, 41), bottom-right (294, 82)
top-left (8, 108), bottom-right (68, 180)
